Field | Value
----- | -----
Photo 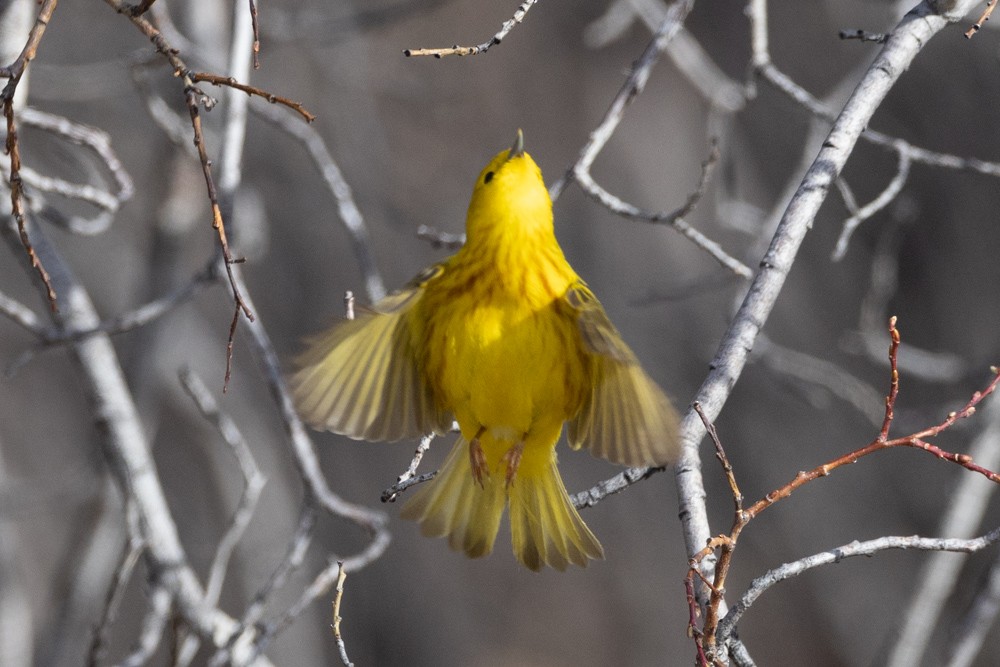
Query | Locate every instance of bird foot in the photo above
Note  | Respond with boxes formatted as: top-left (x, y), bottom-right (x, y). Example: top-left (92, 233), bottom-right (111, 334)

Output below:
top-left (469, 438), bottom-right (489, 488)
top-left (501, 442), bottom-right (524, 487)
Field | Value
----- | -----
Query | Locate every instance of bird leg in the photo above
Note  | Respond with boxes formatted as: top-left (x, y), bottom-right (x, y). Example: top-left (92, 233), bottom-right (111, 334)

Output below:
top-left (500, 441), bottom-right (525, 487)
top-left (469, 427), bottom-right (488, 488)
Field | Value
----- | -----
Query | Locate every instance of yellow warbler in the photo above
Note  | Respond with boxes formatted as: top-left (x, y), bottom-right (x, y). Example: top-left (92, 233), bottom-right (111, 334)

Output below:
top-left (291, 131), bottom-right (679, 571)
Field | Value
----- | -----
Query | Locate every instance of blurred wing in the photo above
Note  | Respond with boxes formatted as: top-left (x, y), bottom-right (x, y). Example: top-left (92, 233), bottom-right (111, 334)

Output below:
top-left (563, 284), bottom-right (679, 467)
top-left (290, 265), bottom-right (450, 441)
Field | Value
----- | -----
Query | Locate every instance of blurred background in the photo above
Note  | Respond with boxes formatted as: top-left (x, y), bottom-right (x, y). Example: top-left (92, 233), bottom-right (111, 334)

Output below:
top-left (2, 0), bottom-right (1000, 665)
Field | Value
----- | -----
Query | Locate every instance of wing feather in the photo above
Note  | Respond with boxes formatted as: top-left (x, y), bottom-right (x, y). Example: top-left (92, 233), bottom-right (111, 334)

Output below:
top-left (290, 267), bottom-right (450, 441)
top-left (563, 284), bottom-right (679, 467)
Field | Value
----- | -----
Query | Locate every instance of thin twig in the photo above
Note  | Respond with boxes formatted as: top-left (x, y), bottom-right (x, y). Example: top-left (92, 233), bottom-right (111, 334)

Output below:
top-left (43, 263), bottom-right (216, 343)
top-left (550, 1), bottom-right (693, 197)
top-left (585, 3), bottom-right (746, 113)
top-left (716, 528), bottom-right (1000, 646)
top-left (20, 106), bottom-right (134, 202)
top-left (549, 0), bottom-right (753, 279)
top-left (754, 39), bottom-right (1000, 181)
top-left (0, 288), bottom-right (43, 334)
top-left (257, 531), bottom-right (390, 652)
top-left (689, 402), bottom-right (743, 660)
top-left (694, 402), bottom-right (742, 513)
top-left (965, 0), bottom-right (998, 38)
top-left (669, 1), bottom-right (978, 623)
top-left (240, 505), bottom-right (317, 630)
top-left (570, 464), bottom-right (662, 509)
top-left (178, 368), bottom-right (266, 605)
top-left (332, 562), bottom-right (353, 667)
top-left (1, 202), bottom-right (256, 664)
top-left (548, 3), bottom-right (747, 278)
top-left (573, 141), bottom-right (752, 279)
top-left (839, 29), bottom-right (891, 43)
top-left (127, 0), bottom-right (157, 16)
top-left (691, 317), bottom-right (1000, 658)
top-left (190, 72), bottom-right (314, 122)
top-left (2, 0), bottom-right (60, 311)
top-left (382, 432), bottom-right (436, 502)
top-left (404, 0), bottom-right (539, 57)
top-left (176, 368), bottom-right (267, 666)
top-left (116, 586), bottom-right (172, 667)
top-left (87, 502), bottom-right (144, 667)
top-left (416, 224), bottom-right (465, 251)
top-left (832, 142), bottom-right (911, 260)
top-left (248, 0), bottom-right (260, 68)
top-left (4, 262), bottom-right (217, 377)
top-left (744, 335), bottom-right (1000, 524)
top-left (107, 0), bottom-right (334, 390)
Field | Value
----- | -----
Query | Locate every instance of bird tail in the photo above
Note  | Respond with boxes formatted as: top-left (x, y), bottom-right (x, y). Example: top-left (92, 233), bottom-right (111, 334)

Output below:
top-left (400, 436), bottom-right (506, 559)
top-left (507, 449), bottom-right (604, 572)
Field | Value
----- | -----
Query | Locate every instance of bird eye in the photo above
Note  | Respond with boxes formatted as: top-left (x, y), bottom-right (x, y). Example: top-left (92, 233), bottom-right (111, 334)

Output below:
top-left (483, 171), bottom-right (494, 184)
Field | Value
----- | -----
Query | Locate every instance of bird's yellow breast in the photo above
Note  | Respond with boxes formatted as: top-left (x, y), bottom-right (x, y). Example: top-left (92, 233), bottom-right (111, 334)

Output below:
top-left (414, 246), bottom-right (588, 451)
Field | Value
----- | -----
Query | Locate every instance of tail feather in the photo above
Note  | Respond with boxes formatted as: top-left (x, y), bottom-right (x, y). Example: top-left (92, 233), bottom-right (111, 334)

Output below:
top-left (400, 436), bottom-right (505, 559)
top-left (402, 437), bottom-right (604, 571)
top-left (508, 453), bottom-right (604, 572)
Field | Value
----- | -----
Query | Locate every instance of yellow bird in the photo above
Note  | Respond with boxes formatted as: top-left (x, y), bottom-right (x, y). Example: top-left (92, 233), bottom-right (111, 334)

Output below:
top-left (291, 131), bottom-right (679, 571)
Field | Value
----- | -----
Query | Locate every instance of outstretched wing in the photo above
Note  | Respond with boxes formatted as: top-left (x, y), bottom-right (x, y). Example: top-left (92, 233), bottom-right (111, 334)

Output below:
top-left (563, 283), bottom-right (679, 467)
top-left (290, 265), bottom-right (451, 442)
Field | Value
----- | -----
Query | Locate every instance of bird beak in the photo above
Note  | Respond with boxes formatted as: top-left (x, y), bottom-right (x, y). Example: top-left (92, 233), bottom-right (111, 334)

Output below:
top-left (507, 129), bottom-right (525, 160)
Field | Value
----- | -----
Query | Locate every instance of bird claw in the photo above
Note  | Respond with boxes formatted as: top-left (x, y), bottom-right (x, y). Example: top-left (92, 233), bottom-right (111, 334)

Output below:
top-left (469, 438), bottom-right (489, 488)
top-left (501, 442), bottom-right (524, 487)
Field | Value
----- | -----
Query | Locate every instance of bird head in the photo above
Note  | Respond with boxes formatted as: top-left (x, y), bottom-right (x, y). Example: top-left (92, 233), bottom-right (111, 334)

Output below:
top-left (465, 130), bottom-right (554, 244)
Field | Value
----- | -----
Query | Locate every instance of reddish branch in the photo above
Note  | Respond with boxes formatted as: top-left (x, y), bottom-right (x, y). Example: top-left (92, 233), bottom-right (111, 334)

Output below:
top-left (2, 0), bottom-right (60, 312)
top-left (105, 0), bottom-right (314, 388)
top-left (686, 317), bottom-right (1000, 664)
top-left (190, 73), bottom-right (313, 122)
top-left (966, 0), bottom-right (997, 38)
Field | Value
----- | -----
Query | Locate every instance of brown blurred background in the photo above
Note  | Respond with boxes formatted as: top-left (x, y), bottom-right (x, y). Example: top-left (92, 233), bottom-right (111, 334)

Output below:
top-left (2, 1), bottom-right (1000, 665)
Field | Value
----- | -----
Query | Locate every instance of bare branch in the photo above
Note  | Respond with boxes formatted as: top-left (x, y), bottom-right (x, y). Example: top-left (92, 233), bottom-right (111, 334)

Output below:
top-left (832, 142), bottom-right (912, 261)
top-left (331, 563), bottom-right (352, 667)
top-left (672, 2), bottom-right (982, 610)
top-left (572, 140), bottom-right (752, 279)
top-left (87, 502), bottom-right (144, 667)
top-left (382, 432), bottom-right (437, 502)
top-left (0, 288), bottom-right (43, 334)
top-left (404, 0), bottom-right (539, 57)
top-left (238, 505), bottom-right (317, 632)
top-left (585, 0), bottom-right (746, 113)
top-left (176, 368), bottom-right (266, 666)
top-left (839, 28), bottom-right (891, 43)
top-left (549, 1), bottom-right (693, 199)
top-left (178, 368), bottom-right (266, 604)
top-left (0, 215), bottom-right (259, 663)
top-left (549, 2), bottom-right (746, 279)
top-left (416, 224), bottom-right (465, 251)
top-left (115, 586), bottom-right (172, 667)
top-left (965, 0), bottom-right (998, 38)
top-left (716, 528), bottom-right (1000, 646)
top-left (190, 72), bottom-right (315, 123)
top-left (20, 106), bottom-right (134, 202)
